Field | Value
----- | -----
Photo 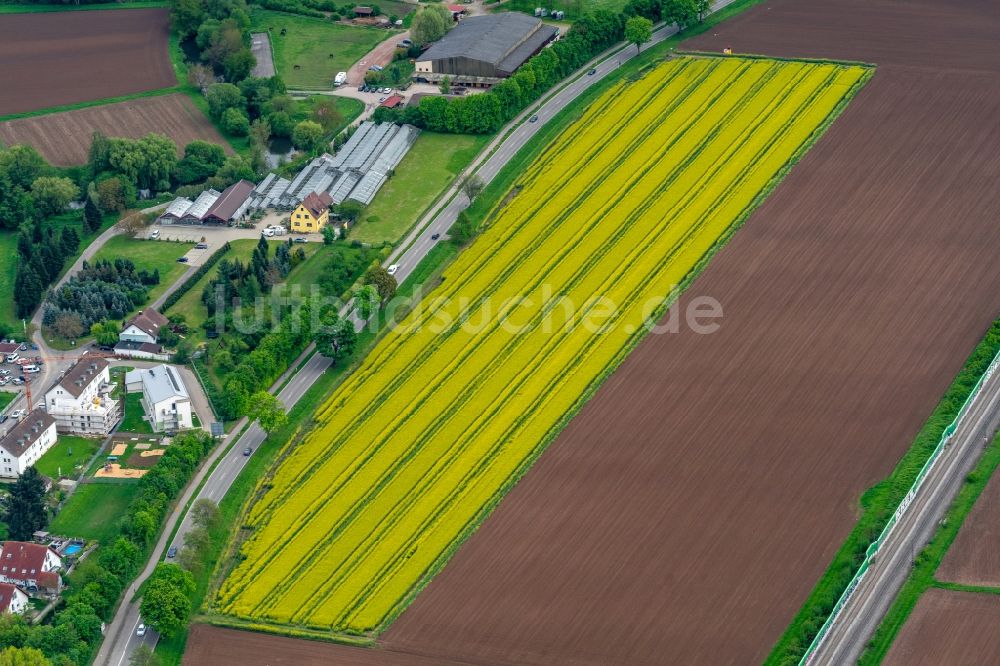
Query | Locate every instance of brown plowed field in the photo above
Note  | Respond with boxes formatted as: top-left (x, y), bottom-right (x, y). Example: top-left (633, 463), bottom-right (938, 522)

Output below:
top-left (0, 8), bottom-right (175, 116)
top-left (187, 0), bottom-right (1000, 664)
top-left (883, 588), bottom-right (1000, 665)
top-left (937, 461), bottom-right (1000, 586)
top-left (0, 94), bottom-right (231, 166)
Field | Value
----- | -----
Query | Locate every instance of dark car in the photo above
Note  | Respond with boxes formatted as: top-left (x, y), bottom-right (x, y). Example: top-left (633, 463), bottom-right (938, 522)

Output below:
top-left (176, 256), bottom-right (189, 263)
top-left (588, 68), bottom-right (597, 75)
top-left (18, 344), bottom-right (27, 351)
top-left (243, 447), bottom-right (253, 457)
top-left (166, 546), bottom-right (177, 558)
top-left (0, 415), bottom-right (7, 424)
top-left (431, 233), bottom-right (440, 240)
top-left (529, 115), bottom-right (539, 123)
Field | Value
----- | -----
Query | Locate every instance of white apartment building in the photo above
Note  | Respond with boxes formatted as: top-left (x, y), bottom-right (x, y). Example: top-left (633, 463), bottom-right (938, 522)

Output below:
top-left (45, 358), bottom-right (120, 436)
top-left (0, 410), bottom-right (57, 479)
top-left (125, 364), bottom-right (193, 432)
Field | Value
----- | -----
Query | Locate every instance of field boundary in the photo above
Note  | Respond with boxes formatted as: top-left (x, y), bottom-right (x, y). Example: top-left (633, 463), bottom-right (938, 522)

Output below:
top-left (801, 344), bottom-right (1000, 663)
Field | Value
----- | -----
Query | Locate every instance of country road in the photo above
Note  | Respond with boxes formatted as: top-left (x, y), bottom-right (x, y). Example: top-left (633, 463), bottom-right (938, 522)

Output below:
top-left (96, 3), bottom-right (741, 663)
top-left (810, 361), bottom-right (1000, 665)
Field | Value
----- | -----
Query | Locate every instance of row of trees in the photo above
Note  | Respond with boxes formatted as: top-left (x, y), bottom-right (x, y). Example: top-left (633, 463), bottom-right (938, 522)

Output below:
top-left (13, 220), bottom-right (80, 320)
top-left (374, 10), bottom-right (627, 134)
top-left (0, 432), bottom-right (215, 664)
top-left (625, 0), bottom-right (711, 31)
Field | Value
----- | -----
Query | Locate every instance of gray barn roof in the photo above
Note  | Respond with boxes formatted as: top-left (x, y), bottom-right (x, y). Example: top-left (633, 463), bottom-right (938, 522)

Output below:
top-left (419, 13), bottom-right (545, 66)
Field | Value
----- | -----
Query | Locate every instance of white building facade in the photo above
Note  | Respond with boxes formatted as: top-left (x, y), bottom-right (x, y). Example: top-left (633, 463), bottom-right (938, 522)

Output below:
top-left (125, 365), bottom-right (193, 432)
top-left (0, 411), bottom-right (57, 479)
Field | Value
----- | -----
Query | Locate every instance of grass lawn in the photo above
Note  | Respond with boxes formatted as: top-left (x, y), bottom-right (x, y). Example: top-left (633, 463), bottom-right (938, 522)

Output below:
top-left (496, 0), bottom-right (627, 19)
top-left (120, 392), bottom-right (153, 433)
top-left (34, 435), bottom-right (101, 480)
top-left (50, 483), bottom-right (140, 546)
top-left (0, 232), bottom-right (17, 331)
top-left (250, 10), bottom-right (388, 89)
top-left (0, 392), bottom-right (14, 411)
top-left (91, 235), bottom-right (193, 306)
top-left (353, 132), bottom-right (491, 244)
top-left (167, 238), bottom-right (257, 345)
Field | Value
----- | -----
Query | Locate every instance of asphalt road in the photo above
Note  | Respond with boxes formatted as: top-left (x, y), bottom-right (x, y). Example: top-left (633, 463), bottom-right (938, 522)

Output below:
top-left (810, 361), bottom-right (1000, 665)
top-left (98, 4), bottom-right (741, 663)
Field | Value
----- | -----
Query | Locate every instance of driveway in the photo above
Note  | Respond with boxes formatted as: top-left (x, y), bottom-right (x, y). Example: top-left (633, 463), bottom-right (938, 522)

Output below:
top-left (347, 30), bottom-right (410, 85)
top-left (250, 32), bottom-right (276, 78)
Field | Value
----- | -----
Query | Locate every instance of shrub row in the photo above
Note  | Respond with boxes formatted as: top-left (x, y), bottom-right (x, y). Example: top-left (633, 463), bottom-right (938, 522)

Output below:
top-left (162, 241), bottom-right (232, 312)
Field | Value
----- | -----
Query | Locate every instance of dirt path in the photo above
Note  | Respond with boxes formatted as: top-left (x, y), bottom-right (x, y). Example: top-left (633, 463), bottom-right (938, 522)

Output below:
top-left (347, 30), bottom-right (410, 85)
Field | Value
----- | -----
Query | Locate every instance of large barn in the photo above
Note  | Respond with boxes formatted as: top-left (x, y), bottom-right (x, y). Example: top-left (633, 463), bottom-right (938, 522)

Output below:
top-left (414, 12), bottom-right (559, 87)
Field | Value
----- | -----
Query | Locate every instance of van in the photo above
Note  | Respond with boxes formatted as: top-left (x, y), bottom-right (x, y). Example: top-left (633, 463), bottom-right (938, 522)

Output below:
top-left (22, 364), bottom-right (39, 374)
top-left (334, 71), bottom-right (347, 86)
top-left (5, 353), bottom-right (18, 363)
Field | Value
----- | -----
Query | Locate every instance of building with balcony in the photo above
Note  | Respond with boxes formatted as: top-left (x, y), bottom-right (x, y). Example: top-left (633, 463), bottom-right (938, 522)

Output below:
top-left (124, 365), bottom-right (192, 432)
top-left (44, 358), bottom-right (119, 436)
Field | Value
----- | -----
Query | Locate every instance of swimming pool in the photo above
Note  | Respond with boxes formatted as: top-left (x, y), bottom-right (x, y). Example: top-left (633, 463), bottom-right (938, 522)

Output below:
top-left (63, 544), bottom-right (82, 556)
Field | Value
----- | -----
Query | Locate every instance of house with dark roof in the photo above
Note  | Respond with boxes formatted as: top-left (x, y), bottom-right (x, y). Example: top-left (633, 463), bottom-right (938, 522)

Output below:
top-left (121, 309), bottom-right (169, 346)
top-left (290, 191), bottom-right (333, 233)
top-left (414, 12), bottom-right (558, 86)
top-left (202, 179), bottom-right (255, 225)
top-left (0, 583), bottom-right (29, 614)
top-left (44, 357), bottom-right (119, 436)
top-left (0, 542), bottom-right (62, 595)
top-left (0, 410), bottom-right (56, 479)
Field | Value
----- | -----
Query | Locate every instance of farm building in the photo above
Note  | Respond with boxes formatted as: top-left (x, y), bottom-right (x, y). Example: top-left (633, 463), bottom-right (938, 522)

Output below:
top-left (414, 12), bottom-right (558, 86)
top-left (203, 179), bottom-right (255, 224)
top-left (380, 94), bottom-right (404, 109)
top-left (124, 364), bottom-right (192, 432)
top-left (248, 121), bottom-right (420, 211)
top-left (44, 358), bottom-right (119, 436)
top-left (0, 410), bottom-right (57, 479)
top-left (0, 542), bottom-right (62, 594)
top-left (158, 181), bottom-right (253, 225)
top-left (291, 192), bottom-right (333, 233)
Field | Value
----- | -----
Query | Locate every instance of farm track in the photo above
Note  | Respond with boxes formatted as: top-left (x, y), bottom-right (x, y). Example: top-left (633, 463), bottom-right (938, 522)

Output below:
top-left (364, 1), bottom-right (1000, 664)
top-left (0, 8), bottom-right (176, 116)
top-left (214, 56), bottom-right (866, 636)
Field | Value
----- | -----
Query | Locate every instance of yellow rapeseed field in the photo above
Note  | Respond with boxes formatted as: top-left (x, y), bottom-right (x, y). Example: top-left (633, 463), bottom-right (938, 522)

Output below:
top-left (216, 56), bottom-right (868, 634)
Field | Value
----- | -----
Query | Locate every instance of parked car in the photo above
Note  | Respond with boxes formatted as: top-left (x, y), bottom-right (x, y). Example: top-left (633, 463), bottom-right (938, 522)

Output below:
top-left (136, 624), bottom-right (146, 637)
top-left (9, 409), bottom-right (25, 419)
top-left (166, 546), bottom-right (177, 558)
top-left (387, 264), bottom-right (399, 276)
top-left (195, 242), bottom-right (208, 249)
top-left (262, 227), bottom-right (275, 237)
top-left (381, 87), bottom-right (392, 94)
top-left (5, 353), bottom-right (18, 363)
top-left (0, 415), bottom-right (7, 424)
top-left (11, 377), bottom-right (23, 385)
top-left (18, 344), bottom-right (26, 351)
top-left (397, 39), bottom-right (412, 48)
top-left (243, 447), bottom-right (253, 457)
top-left (0, 369), bottom-right (9, 376)
top-left (176, 256), bottom-right (189, 263)
top-left (0, 378), bottom-right (8, 387)
top-left (149, 229), bottom-right (160, 239)
top-left (29, 343), bottom-right (37, 351)
top-left (293, 237), bottom-right (308, 243)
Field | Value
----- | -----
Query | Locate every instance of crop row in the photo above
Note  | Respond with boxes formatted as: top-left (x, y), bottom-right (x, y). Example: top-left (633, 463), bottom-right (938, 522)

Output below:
top-left (216, 57), bottom-right (868, 633)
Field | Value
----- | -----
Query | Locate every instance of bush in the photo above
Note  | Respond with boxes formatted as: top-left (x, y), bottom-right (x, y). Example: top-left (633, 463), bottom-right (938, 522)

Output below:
top-left (221, 107), bottom-right (251, 136)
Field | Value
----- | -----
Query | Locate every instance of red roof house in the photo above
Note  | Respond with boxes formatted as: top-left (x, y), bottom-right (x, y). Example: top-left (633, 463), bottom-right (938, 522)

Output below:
top-left (0, 542), bottom-right (63, 594)
top-left (0, 583), bottom-right (29, 614)
top-left (380, 94), bottom-right (404, 109)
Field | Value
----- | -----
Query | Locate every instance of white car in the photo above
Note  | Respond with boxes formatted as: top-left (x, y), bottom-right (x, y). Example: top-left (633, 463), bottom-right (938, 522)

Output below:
top-left (136, 624), bottom-right (146, 637)
top-left (262, 228), bottom-right (275, 237)
top-left (9, 409), bottom-right (25, 420)
top-left (387, 264), bottom-right (399, 276)
top-left (149, 229), bottom-right (160, 239)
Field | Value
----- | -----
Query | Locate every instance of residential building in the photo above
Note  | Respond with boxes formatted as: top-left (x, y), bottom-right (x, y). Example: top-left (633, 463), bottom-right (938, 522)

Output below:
top-left (44, 358), bottom-right (119, 436)
top-left (120, 309), bottom-right (169, 346)
top-left (0, 410), bottom-right (57, 479)
top-left (290, 191), bottom-right (333, 233)
top-left (124, 365), bottom-right (193, 432)
top-left (0, 542), bottom-right (62, 594)
top-left (0, 583), bottom-right (29, 614)
top-left (414, 13), bottom-right (558, 87)
top-left (202, 179), bottom-right (255, 225)
top-left (113, 340), bottom-right (169, 362)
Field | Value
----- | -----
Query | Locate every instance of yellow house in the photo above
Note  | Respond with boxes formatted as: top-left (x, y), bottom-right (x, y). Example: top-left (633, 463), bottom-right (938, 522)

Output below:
top-left (290, 191), bottom-right (333, 233)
